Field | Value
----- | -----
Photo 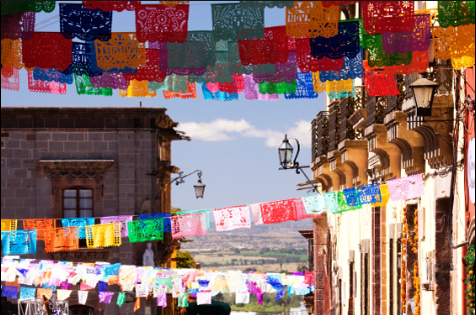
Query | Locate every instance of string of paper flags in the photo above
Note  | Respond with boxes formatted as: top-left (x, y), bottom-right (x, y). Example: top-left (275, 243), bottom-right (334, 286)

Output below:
top-left (1, 2), bottom-right (474, 98)
top-left (1, 174), bottom-right (425, 257)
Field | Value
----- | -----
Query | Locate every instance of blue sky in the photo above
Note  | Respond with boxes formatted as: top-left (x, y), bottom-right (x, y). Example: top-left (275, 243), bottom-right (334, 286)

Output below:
top-left (1, 1), bottom-right (326, 213)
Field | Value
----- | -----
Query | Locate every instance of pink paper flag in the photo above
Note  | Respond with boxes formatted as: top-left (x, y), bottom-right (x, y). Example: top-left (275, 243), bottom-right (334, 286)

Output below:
top-left (99, 291), bottom-right (114, 304)
top-left (171, 213), bottom-right (208, 239)
top-left (213, 206), bottom-right (251, 232)
top-left (387, 174), bottom-right (425, 201)
top-left (157, 292), bottom-right (167, 307)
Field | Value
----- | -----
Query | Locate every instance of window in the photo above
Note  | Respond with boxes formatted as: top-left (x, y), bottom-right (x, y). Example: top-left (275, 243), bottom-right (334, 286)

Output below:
top-left (63, 188), bottom-right (93, 218)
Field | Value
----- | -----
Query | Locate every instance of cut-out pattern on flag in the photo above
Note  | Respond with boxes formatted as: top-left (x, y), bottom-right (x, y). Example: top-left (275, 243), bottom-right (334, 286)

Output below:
top-left (117, 292), bottom-right (126, 307)
top-left (22, 219), bottom-right (55, 241)
top-left (60, 4), bottom-right (112, 41)
top-left (1, 11), bottom-right (35, 41)
top-left (100, 216), bottom-right (133, 237)
top-left (1, 1), bottom-right (55, 16)
top-left (44, 227), bottom-right (79, 253)
top-left (90, 72), bottom-right (130, 90)
top-left (364, 71), bottom-right (400, 97)
top-left (1, 220), bottom-right (17, 232)
top-left (163, 81), bottom-right (197, 99)
top-left (310, 21), bottom-right (360, 60)
top-left (362, 1), bottom-right (415, 35)
top-left (82, 1), bottom-right (139, 12)
top-left (286, 1), bottom-right (339, 39)
top-left (22, 33), bottom-right (72, 71)
top-left (33, 68), bottom-right (73, 84)
top-left (358, 183), bottom-right (382, 205)
top-left (337, 191), bottom-right (362, 213)
top-left (432, 24), bottom-right (475, 70)
top-left (127, 219), bottom-right (164, 243)
top-left (1, 67), bottom-right (19, 91)
top-left (212, 3), bottom-right (265, 41)
top-left (372, 184), bottom-right (391, 207)
top-left (202, 83), bottom-right (239, 101)
top-left (213, 206), bottom-right (251, 232)
top-left (60, 43), bottom-right (102, 77)
top-left (119, 80), bottom-right (157, 98)
top-left (164, 31), bottom-right (216, 76)
top-left (243, 74), bottom-right (279, 101)
top-left (296, 38), bottom-right (344, 73)
top-left (239, 26), bottom-right (290, 66)
top-left (85, 223), bottom-right (121, 249)
top-left (94, 33), bottom-right (146, 71)
top-left (381, 15), bottom-right (431, 55)
top-left (136, 4), bottom-right (189, 43)
top-left (27, 71), bottom-right (67, 94)
top-left (1, 286), bottom-right (18, 299)
top-left (365, 50), bottom-right (429, 76)
top-left (149, 74), bottom-right (189, 92)
top-left (254, 51), bottom-right (297, 84)
top-left (326, 78), bottom-right (356, 99)
top-left (343, 187), bottom-right (361, 208)
top-left (438, 1), bottom-right (475, 28)
top-left (319, 48), bottom-right (363, 82)
top-left (19, 286), bottom-right (36, 300)
top-left (170, 213), bottom-right (208, 239)
top-left (123, 49), bottom-right (166, 82)
top-left (240, 1), bottom-right (294, 9)
top-left (1, 39), bottom-right (25, 70)
top-left (259, 80), bottom-right (296, 95)
top-left (387, 174), bottom-right (425, 201)
top-left (74, 74), bottom-right (113, 96)
top-left (294, 198), bottom-right (316, 220)
top-left (302, 194), bottom-right (326, 215)
top-left (61, 218), bottom-right (95, 239)
top-left (284, 73), bottom-right (318, 99)
top-left (138, 213), bottom-right (172, 233)
top-left (260, 199), bottom-right (298, 224)
top-left (324, 191), bottom-right (339, 213)
top-left (1, 230), bottom-right (37, 256)
top-left (219, 75), bottom-right (244, 94)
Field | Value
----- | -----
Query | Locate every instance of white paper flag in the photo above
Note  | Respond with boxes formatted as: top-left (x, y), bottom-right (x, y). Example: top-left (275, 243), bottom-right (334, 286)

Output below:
top-left (197, 292), bottom-right (212, 305)
top-left (78, 291), bottom-right (88, 305)
top-left (236, 292), bottom-right (250, 304)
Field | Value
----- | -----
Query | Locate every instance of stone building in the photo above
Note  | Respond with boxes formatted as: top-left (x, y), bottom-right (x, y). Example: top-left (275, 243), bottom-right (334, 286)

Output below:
top-left (1, 107), bottom-right (186, 315)
top-left (299, 3), bottom-right (475, 315)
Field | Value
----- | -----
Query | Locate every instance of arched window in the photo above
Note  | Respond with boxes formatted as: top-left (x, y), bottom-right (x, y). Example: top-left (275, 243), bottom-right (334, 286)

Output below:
top-left (69, 305), bottom-right (94, 315)
top-left (63, 187), bottom-right (93, 218)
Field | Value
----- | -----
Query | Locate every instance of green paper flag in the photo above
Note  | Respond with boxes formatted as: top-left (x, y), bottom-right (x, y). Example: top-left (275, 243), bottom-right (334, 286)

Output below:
top-left (117, 292), bottom-right (126, 307)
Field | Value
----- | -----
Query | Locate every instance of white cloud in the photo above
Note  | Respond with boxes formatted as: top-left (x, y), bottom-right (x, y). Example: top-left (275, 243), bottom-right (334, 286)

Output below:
top-left (178, 119), bottom-right (312, 148)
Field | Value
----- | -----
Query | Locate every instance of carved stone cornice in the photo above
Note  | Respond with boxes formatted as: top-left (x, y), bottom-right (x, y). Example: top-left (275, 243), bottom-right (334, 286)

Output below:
top-left (403, 94), bottom-right (454, 169)
top-left (365, 124), bottom-right (401, 181)
top-left (384, 110), bottom-right (425, 175)
top-left (338, 139), bottom-right (368, 186)
top-left (39, 160), bottom-right (114, 183)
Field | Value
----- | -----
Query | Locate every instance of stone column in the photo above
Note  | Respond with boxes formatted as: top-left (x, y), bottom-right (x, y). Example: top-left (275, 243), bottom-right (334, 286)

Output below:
top-left (405, 205), bottom-right (418, 315)
top-left (314, 213), bottom-right (329, 315)
top-left (434, 198), bottom-right (452, 315)
top-left (371, 207), bottom-right (382, 315)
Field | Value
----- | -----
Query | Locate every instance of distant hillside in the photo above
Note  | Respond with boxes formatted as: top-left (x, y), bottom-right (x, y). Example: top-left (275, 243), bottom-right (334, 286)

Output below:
top-left (181, 219), bottom-right (313, 251)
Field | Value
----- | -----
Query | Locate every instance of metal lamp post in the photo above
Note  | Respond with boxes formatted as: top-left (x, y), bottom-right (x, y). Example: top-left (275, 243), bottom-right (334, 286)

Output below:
top-left (193, 171), bottom-right (205, 199)
top-left (278, 134), bottom-right (319, 192)
top-left (147, 169), bottom-right (206, 198)
top-left (410, 77), bottom-right (438, 117)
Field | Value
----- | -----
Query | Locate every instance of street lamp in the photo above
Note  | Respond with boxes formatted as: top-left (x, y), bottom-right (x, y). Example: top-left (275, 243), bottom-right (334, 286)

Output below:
top-left (193, 171), bottom-right (205, 199)
top-left (410, 77), bottom-right (438, 117)
top-left (147, 169), bottom-right (206, 199)
top-left (278, 135), bottom-right (319, 192)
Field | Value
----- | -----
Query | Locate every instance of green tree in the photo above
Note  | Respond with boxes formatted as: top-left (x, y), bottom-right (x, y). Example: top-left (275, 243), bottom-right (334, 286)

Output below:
top-left (176, 250), bottom-right (196, 269)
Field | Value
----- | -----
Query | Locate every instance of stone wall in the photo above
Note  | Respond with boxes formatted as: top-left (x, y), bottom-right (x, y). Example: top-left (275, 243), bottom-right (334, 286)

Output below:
top-left (1, 108), bottom-right (179, 315)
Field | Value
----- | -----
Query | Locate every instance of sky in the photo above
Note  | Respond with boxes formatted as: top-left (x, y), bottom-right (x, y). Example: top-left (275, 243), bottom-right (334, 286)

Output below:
top-left (1, 1), bottom-right (326, 215)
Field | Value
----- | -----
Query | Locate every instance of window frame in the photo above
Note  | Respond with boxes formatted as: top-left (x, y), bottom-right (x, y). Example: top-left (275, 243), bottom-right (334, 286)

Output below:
top-left (62, 186), bottom-right (94, 218)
